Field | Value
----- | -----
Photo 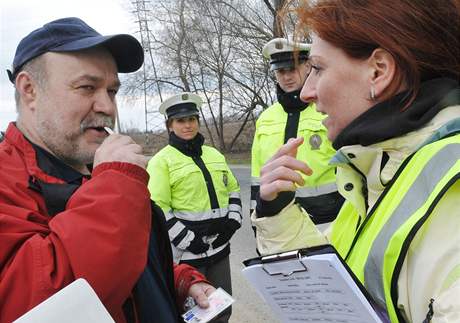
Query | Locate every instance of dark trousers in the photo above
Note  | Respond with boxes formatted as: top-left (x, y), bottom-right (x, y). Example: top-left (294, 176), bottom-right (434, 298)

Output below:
top-left (195, 255), bottom-right (232, 323)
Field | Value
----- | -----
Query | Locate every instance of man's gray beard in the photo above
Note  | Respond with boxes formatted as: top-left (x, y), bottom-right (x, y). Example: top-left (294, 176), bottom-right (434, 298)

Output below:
top-left (36, 121), bottom-right (93, 170)
top-left (43, 132), bottom-right (95, 168)
top-left (36, 114), bottom-right (114, 171)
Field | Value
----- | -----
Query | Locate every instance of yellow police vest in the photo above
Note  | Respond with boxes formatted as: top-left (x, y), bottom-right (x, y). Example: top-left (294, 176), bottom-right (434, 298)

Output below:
top-left (250, 102), bottom-right (339, 215)
top-left (148, 145), bottom-right (239, 213)
top-left (330, 134), bottom-right (460, 322)
top-left (147, 144), bottom-right (241, 262)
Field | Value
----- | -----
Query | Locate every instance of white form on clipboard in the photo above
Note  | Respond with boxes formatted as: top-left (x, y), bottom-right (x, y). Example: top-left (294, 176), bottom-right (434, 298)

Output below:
top-left (242, 245), bottom-right (386, 323)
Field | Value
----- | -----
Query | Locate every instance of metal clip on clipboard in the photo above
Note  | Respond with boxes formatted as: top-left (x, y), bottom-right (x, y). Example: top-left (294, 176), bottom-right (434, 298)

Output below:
top-left (261, 250), bottom-right (308, 277)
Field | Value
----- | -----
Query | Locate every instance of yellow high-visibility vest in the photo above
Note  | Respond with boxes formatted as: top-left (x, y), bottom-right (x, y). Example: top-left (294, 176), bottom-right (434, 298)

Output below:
top-left (330, 134), bottom-right (460, 322)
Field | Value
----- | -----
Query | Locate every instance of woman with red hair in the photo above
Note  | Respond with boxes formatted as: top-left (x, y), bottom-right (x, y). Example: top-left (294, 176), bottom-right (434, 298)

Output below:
top-left (252, 1), bottom-right (460, 322)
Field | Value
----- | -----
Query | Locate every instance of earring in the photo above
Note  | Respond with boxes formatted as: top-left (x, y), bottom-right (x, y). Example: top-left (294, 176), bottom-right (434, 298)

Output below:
top-left (370, 84), bottom-right (376, 101)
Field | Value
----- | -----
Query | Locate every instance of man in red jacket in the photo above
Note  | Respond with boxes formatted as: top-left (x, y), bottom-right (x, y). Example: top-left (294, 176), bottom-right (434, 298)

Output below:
top-left (0, 17), bottom-right (214, 323)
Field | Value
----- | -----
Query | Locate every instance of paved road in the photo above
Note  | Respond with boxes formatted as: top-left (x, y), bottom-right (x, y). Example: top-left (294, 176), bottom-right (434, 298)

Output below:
top-left (228, 165), bottom-right (278, 323)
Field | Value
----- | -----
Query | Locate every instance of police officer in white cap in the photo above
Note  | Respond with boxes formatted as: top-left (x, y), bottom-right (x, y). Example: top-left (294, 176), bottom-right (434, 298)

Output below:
top-left (147, 93), bottom-right (242, 323)
top-left (251, 38), bottom-right (344, 230)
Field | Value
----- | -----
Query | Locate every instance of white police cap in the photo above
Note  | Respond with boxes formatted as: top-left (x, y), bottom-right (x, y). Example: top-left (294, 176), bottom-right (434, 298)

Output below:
top-left (159, 92), bottom-right (203, 119)
top-left (262, 38), bottom-right (311, 71)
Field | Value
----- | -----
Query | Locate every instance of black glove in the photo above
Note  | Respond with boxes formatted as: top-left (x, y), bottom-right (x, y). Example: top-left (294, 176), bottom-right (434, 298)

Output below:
top-left (207, 221), bottom-right (226, 236)
top-left (211, 219), bottom-right (241, 249)
top-left (187, 235), bottom-right (210, 254)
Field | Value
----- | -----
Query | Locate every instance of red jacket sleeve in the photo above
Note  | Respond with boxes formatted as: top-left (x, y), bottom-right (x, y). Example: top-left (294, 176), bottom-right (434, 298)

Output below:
top-left (0, 162), bottom-right (151, 323)
top-left (173, 263), bottom-right (209, 311)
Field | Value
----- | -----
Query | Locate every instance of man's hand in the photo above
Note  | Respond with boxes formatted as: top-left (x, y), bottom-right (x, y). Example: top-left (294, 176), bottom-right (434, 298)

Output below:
top-left (93, 133), bottom-right (149, 169)
top-left (259, 137), bottom-right (312, 201)
top-left (188, 282), bottom-right (216, 308)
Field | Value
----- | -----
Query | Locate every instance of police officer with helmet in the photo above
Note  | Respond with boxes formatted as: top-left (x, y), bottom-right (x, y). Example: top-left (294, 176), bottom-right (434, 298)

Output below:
top-left (251, 38), bottom-right (344, 227)
top-left (147, 93), bottom-right (241, 323)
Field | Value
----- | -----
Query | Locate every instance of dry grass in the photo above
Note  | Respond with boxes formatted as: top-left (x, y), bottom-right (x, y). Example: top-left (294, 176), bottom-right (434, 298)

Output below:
top-left (127, 119), bottom-right (254, 163)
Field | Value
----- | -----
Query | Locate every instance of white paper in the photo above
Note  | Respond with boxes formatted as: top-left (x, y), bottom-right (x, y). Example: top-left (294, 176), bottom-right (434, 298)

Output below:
top-left (14, 278), bottom-right (114, 323)
top-left (182, 287), bottom-right (235, 323)
top-left (242, 252), bottom-right (383, 323)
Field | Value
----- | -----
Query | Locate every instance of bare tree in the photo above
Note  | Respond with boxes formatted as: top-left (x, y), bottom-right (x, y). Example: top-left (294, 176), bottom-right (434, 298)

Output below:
top-left (125, 0), bottom-right (291, 152)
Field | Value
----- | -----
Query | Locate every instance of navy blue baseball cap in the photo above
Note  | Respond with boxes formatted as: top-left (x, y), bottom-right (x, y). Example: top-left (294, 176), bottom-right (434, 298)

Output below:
top-left (7, 17), bottom-right (144, 83)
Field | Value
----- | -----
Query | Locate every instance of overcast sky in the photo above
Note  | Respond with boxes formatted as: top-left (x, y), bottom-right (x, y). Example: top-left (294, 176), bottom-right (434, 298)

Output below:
top-left (0, 0), bottom-right (148, 131)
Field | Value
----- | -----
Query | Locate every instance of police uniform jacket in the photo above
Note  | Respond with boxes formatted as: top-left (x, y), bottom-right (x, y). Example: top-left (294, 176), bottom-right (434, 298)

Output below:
top-left (251, 86), bottom-right (343, 224)
top-left (147, 132), bottom-right (242, 267)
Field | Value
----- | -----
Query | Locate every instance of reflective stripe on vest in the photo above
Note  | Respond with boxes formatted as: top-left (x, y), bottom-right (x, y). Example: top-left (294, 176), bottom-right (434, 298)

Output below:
top-left (336, 137), bottom-right (460, 323)
top-left (296, 182), bottom-right (338, 197)
top-left (166, 207), bottom-right (229, 222)
top-left (250, 178), bottom-right (337, 200)
top-left (365, 142), bottom-right (460, 318)
top-left (179, 241), bottom-right (228, 261)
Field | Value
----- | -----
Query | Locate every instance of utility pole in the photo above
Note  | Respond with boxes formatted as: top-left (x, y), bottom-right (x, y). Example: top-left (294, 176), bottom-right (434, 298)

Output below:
top-left (132, 0), bottom-right (164, 133)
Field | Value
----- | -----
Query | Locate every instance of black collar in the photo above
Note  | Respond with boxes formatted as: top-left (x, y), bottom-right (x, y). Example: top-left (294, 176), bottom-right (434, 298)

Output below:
top-left (168, 132), bottom-right (204, 157)
top-left (27, 142), bottom-right (90, 216)
top-left (30, 141), bottom-right (89, 183)
top-left (333, 78), bottom-right (460, 149)
top-left (276, 84), bottom-right (308, 112)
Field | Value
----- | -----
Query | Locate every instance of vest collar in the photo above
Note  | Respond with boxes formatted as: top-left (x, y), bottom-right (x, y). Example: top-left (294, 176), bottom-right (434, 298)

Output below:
top-left (331, 105), bottom-right (460, 213)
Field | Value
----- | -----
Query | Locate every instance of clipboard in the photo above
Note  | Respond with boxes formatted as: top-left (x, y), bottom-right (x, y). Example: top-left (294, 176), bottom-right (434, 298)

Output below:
top-left (242, 245), bottom-right (387, 323)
